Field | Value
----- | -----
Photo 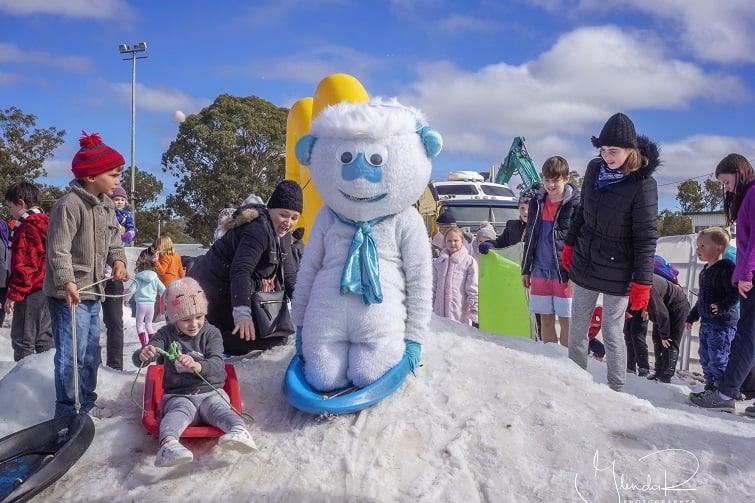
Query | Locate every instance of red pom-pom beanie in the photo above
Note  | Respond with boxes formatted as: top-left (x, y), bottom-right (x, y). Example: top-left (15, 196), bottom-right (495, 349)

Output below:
top-left (71, 131), bottom-right (125, 178)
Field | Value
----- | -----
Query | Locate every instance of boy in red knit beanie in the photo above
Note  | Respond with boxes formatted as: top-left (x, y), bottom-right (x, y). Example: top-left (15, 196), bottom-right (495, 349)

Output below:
top-left (43, 131), bottom-right (129, 418)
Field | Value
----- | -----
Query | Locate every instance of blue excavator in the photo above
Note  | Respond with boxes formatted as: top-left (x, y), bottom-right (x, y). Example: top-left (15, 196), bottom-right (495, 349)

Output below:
top-left (494, 136), bottom-right (542, 190)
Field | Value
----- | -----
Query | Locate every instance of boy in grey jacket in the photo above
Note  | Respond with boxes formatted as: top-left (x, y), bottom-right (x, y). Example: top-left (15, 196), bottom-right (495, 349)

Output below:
top-left (134, 278), bottom-right (257, 467)
top-left (43, 131), bottom-right (129, 418)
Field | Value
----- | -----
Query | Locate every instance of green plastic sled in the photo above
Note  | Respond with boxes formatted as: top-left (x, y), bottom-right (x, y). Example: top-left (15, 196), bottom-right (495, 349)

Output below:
top-left (478, 249), bottom-right (530, 338)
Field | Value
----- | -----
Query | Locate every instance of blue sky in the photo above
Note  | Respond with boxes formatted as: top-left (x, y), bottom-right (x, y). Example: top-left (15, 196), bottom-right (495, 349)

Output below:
top-left (2, 0), bottom-right (755, 211)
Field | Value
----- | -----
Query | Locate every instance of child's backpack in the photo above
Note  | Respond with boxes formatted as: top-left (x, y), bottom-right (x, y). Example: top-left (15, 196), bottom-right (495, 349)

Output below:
top-left (653, 254), bottom-right (680, 286)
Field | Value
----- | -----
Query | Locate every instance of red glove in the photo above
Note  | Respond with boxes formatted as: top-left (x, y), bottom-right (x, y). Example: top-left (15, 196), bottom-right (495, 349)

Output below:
top-left (629, 282), bottom-right (652, 311)
top-left (561, 244), bottom-right (574, 272)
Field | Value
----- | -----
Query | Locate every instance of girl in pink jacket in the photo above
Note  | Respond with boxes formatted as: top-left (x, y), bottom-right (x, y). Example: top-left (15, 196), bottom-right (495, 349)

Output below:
top-left (433, 227), bottom-right (479, 325)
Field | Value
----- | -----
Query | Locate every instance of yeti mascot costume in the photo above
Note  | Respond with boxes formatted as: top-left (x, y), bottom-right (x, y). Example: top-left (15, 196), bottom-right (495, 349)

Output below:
top-left (292, 98), bottom-right (442, 392)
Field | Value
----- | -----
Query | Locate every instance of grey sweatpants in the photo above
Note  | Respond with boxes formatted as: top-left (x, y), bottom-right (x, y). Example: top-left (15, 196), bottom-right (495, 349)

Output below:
top-left (159, 389), bottom-right (245, 443)
top-left (568, 284), bottom-right (628, 391)
top-left (10, 289), bottom-right (53, 362)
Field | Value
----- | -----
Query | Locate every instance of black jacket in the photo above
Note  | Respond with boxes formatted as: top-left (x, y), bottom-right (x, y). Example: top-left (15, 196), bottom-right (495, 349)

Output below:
top-left (687, 259), bottom-right (739, 327)
top-left (188, 204), bottom-right (297, 313)
top-left (494, 219), bottom-right (526, 248)
top-left (521, 183), bottom-right (581, 283)
top-left (565, 137), bottom-right (660, 296)
top-left (648, 274), bottom-right (690, 341)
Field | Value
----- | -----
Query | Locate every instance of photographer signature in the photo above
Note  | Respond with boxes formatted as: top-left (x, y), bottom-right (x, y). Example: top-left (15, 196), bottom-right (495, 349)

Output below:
top-left (574, 448), bottom-right (699, 502)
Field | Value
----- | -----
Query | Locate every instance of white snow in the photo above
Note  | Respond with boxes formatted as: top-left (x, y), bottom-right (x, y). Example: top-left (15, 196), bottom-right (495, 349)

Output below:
top-left (0, 311), bottom-right (753, 502)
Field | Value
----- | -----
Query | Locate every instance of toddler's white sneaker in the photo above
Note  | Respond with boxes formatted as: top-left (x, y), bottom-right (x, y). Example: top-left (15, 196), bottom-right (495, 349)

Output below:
top-left (155, 439), bottom-right (193, 467)
top-left (218, 428), bottom-right (258, 453)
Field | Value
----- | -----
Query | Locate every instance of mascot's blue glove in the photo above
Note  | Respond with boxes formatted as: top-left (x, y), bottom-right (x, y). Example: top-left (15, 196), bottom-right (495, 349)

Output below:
top-left (478, 241), bottom-right (495, 255)
top-left (295, 326), bottom-right (303, 356)
top-left (405, 339), bottom-right (422, 372)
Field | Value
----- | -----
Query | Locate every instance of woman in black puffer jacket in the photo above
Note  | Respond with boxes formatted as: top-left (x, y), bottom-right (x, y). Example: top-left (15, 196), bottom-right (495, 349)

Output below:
top-left (189, 181), bottom-right (302, 355)
top-left (562, 113), bottom-right (660, 392)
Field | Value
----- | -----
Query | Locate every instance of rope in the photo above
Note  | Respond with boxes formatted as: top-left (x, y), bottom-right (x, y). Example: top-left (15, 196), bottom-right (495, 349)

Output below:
top-left (68, 276), bottom-right (112, 414)
top-left (71, 307), bottom-right (80, 414)
top-left (129, 342), bottom-right (254, 424)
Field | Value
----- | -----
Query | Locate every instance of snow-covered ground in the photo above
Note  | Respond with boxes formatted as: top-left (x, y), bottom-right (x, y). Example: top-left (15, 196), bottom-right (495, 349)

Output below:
top-left (0, 310), bottom-right (753, 502)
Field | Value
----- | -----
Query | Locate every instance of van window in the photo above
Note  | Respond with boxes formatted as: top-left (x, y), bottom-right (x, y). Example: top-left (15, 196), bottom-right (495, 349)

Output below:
top-left (491, 207), bottom-right (521, 223)
top-left (445, 206), bottom-right (491, 223)
top-left (436, 184), bottom-right (478, 196)
top-left (480, 184), bottom-right (515, 197)
top-left (444, 205), bottom-right (520, 225)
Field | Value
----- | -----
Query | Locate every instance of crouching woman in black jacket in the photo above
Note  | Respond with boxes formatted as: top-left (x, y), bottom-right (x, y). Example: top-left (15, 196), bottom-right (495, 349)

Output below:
top-left (562, 113), bottom-right (660, 392)
top-left (188, 180), bottom-right (302, 355)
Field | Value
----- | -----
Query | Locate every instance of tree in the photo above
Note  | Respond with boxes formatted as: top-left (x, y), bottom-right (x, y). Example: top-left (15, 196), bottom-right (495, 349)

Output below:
top-left (657, 209), bottom-right (692, 236)
top-left (702, 178), bottom-right (724, 211)
top-left (162, 95), bottom-right (289, 244)
top-left (136, 206), bottom-right (192, 245)
top-left (39, 184), bottom-right (66, 213)
top-left (0, 106), bottom-right (65, 211)
top-left (568, 170), bottom-right (583, 189)
top-left (120, 166), bottom-right (164, 211)
top-left (676, 180), bottom-right (706, 213)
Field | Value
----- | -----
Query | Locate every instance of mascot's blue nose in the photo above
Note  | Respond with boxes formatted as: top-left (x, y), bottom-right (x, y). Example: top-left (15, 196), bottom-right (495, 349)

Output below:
top-left (341, 153), bottom-right (382, 183)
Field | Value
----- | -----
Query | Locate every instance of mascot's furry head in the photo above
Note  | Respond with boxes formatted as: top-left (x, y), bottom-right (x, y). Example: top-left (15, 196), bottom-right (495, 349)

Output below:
top-left (295, 97), bottom-right (442, 222)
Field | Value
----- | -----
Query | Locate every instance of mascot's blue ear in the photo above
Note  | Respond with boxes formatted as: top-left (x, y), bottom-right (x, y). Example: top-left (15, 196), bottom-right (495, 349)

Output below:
top-left (295, 134), bottom-right (317, 166)
top-left (418, 126), bottom-right (442, 158)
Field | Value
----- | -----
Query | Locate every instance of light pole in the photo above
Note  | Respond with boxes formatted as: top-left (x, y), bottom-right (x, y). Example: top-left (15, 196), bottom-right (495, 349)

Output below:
top-left (118, 42), bottom-right (147, 237)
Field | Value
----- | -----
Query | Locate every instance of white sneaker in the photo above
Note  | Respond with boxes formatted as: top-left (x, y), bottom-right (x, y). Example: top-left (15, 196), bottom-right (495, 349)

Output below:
top-left (218, 428), bottom-right (258, 453)
top-left (155, 439), bottom-right (193, 467)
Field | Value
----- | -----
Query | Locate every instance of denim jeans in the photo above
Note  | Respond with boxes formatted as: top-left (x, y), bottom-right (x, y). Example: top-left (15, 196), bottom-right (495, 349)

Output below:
top-left (49, 297), bottom-right (101, 417)
top-left (699, 323), bottom-right (736, 385)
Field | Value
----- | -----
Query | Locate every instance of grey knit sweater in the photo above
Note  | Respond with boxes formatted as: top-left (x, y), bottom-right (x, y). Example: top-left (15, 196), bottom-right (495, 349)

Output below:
top-left (43, 179), bottom-right (127, 301)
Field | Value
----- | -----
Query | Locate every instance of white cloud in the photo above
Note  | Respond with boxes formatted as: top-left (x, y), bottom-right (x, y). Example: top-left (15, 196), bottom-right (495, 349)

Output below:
top-left (109, 82), bottom-right (212, 115)
top-left (630, 0), bottom-right (755, 64)
top-left (654, 135), bottom-right (755, 198)
top-left (0, 0), bottom-right (132, 19)
top-left (0, 42), bottom-right (91, 72)
top-left (437, 14), bottom-right (499, 33)
top-left (0, 71), bottom-right (20, 85)
top-left (541, 0), bottom-right (755, 64)
top-left (218, 45), bottom-right (386, 86)
top-left (399, 26), bottom-right (747, 161)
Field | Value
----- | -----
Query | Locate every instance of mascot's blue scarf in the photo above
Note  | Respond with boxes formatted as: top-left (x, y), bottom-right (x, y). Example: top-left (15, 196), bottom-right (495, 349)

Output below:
top-left (331, 209), bottom-right (387, 305)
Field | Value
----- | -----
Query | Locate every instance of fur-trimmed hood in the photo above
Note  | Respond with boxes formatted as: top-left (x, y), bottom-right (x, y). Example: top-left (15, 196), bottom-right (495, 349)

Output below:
top-left (633, 135), bottom-right (661, 179)
top-left (219, 204), bottom-right (264, 232)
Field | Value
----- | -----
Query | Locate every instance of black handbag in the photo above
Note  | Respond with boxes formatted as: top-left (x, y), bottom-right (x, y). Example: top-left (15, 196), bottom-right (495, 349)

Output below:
top-left (250, 263), bottom-right (294, 339)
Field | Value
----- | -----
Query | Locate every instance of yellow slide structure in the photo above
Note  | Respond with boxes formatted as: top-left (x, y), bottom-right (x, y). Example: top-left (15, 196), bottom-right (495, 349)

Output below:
top-left (285, 74), bottom-right (369, 241)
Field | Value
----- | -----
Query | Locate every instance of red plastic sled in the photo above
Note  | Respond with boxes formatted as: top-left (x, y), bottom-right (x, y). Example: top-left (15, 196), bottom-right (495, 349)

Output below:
top-left (141, 363), bottom-right (242, 438)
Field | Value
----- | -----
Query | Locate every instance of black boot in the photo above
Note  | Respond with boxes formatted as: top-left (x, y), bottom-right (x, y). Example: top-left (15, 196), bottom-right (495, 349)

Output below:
top-left (659, 347), bottom-right (679, 384)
